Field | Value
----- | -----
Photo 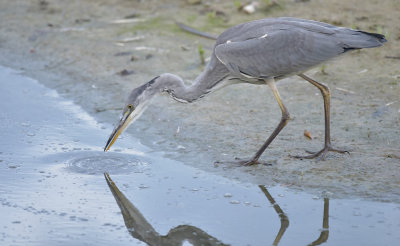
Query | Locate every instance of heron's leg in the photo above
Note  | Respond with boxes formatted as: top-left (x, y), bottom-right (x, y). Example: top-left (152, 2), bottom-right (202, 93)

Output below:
top-left (242, 79), bottom-right (290, 165)
top-left (292, 74), bottom-right (348, 160)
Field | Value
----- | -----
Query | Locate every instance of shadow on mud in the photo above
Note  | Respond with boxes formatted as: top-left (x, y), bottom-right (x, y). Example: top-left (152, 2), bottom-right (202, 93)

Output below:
top-left (104, 173), bottom-right (329, 246)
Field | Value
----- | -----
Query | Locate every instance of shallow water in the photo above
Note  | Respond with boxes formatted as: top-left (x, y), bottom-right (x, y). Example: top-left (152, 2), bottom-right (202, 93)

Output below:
top-left (1, 65), bottom-right (399, 245)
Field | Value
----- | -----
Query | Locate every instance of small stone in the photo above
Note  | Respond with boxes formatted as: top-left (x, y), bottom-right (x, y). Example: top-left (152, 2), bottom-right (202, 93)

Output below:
top-left (224, 193), bottom-right (232, 198)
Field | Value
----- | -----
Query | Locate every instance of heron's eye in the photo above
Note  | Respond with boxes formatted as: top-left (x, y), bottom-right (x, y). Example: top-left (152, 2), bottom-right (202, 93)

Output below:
top-left (127, 104), bottom-right (134, 110)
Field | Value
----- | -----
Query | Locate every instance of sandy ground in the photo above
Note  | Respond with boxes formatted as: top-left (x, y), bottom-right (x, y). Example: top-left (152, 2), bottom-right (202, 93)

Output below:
top-left (0, 0), bottom-right (399, 202)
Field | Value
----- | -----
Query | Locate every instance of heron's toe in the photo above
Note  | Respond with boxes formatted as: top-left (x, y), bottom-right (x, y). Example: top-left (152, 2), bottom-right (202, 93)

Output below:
top-left (291, 145), bottom-right (349, 161)
top-left (214, 158), bottom-right (272, 167)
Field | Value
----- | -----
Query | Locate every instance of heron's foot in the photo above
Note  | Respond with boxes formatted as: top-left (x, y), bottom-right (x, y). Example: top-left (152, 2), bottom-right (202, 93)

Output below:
top-left (291, 145), bottom-right (349, 161)
top-left (235, 157), bottom-right (260, 166)
top-left (214, 158), bottom-right (272, 167)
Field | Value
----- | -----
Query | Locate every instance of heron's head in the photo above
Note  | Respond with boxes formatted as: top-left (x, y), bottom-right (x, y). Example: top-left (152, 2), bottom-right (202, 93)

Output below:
top-left (104, 76), bottom-right (160, 151)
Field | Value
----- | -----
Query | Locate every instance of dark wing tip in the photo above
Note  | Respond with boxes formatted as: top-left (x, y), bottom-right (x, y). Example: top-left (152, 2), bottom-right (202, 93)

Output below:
top-left (359, 31), bottom-right (387, 43)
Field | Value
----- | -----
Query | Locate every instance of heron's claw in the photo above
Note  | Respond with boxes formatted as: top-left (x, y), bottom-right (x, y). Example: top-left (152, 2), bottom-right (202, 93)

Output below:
top-left (291, 145), bottom-right (349, 161)
top-left (236, 158), bottom-right (259, 166)
top-left (214, 158), bottom-right (272, 167)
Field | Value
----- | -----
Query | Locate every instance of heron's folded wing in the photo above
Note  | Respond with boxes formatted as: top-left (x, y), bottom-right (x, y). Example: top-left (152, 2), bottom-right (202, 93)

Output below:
top-left (214, 28), bottom-right (343, 79)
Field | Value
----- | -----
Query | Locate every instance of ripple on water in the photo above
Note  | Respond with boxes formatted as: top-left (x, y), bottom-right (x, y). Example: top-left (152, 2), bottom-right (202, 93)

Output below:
top-left (65, 152), bottom-right (149, 175)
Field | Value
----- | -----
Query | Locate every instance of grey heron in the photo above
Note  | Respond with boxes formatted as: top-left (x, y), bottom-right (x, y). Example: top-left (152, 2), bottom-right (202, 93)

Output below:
top-left (104, 17), bottom-right (386, 165)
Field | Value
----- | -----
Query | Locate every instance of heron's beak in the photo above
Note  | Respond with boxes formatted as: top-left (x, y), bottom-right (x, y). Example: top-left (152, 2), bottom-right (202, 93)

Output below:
top-left (104, 108), bottom-right (134, 152)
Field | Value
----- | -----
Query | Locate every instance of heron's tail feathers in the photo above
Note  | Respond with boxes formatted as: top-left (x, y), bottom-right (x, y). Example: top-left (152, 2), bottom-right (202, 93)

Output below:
top-left (338, 29), bottom-right (387, 51)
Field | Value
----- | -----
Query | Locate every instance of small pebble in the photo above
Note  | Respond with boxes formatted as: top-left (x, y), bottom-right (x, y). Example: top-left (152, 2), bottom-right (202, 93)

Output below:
top-left (224, 193), bottom-right (232, 198)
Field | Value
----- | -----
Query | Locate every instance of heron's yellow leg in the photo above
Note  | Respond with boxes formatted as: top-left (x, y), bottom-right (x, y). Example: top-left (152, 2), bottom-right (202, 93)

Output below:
top-left (292, 74), bottom-right (349, 160)
top-left (246, 79), bottom-right (290, 165)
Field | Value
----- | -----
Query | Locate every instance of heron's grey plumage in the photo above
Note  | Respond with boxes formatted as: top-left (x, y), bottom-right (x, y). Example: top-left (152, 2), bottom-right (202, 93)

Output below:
top-left (126, 54), bottom-right (230, 105)
top-left (214, 17), bottom-right (385, 80)
top-left (126, 17), bottom-right (386, 104)
top-left (105, 17), bottom-right (386, 162)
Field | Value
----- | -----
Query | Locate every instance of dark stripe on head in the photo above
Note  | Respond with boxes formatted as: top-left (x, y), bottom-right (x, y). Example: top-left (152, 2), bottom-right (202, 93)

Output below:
top-left (134, 76), bottom-right (160, 95)
top-left (148, 75), bottom-right (160, 86)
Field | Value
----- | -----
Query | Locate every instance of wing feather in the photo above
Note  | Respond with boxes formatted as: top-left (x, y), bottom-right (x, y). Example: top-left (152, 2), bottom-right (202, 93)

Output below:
top-left (215, 27), bottom-right (343, 79)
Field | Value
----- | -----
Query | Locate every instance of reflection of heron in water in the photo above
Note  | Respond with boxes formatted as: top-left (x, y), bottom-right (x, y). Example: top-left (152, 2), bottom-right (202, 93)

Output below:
top-left (104, 173), bottom-right (330, 245)
top-left (259, 185), bottom-right (289, 245)
top-left (308, 198), bottom-right (330, 246)
top-left (104, 17), bottom-right (386, 164)
top-left (259, 186), bottom-right (330, 246)
top-left (104, 173), bottom-right (228, 246)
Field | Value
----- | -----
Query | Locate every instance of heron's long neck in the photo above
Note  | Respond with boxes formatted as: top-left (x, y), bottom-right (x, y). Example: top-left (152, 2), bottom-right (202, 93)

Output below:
top-left (152, 56), bottom-right (230, 103)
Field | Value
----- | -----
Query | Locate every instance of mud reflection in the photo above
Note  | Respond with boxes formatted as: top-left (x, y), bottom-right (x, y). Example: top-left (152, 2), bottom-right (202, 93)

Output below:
top-left (105, 173), bottom-right (330, 246)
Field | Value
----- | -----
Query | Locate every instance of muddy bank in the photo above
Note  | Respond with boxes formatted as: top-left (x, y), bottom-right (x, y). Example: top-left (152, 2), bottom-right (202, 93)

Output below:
top-left (0, 0), bottom-right (399, 202)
